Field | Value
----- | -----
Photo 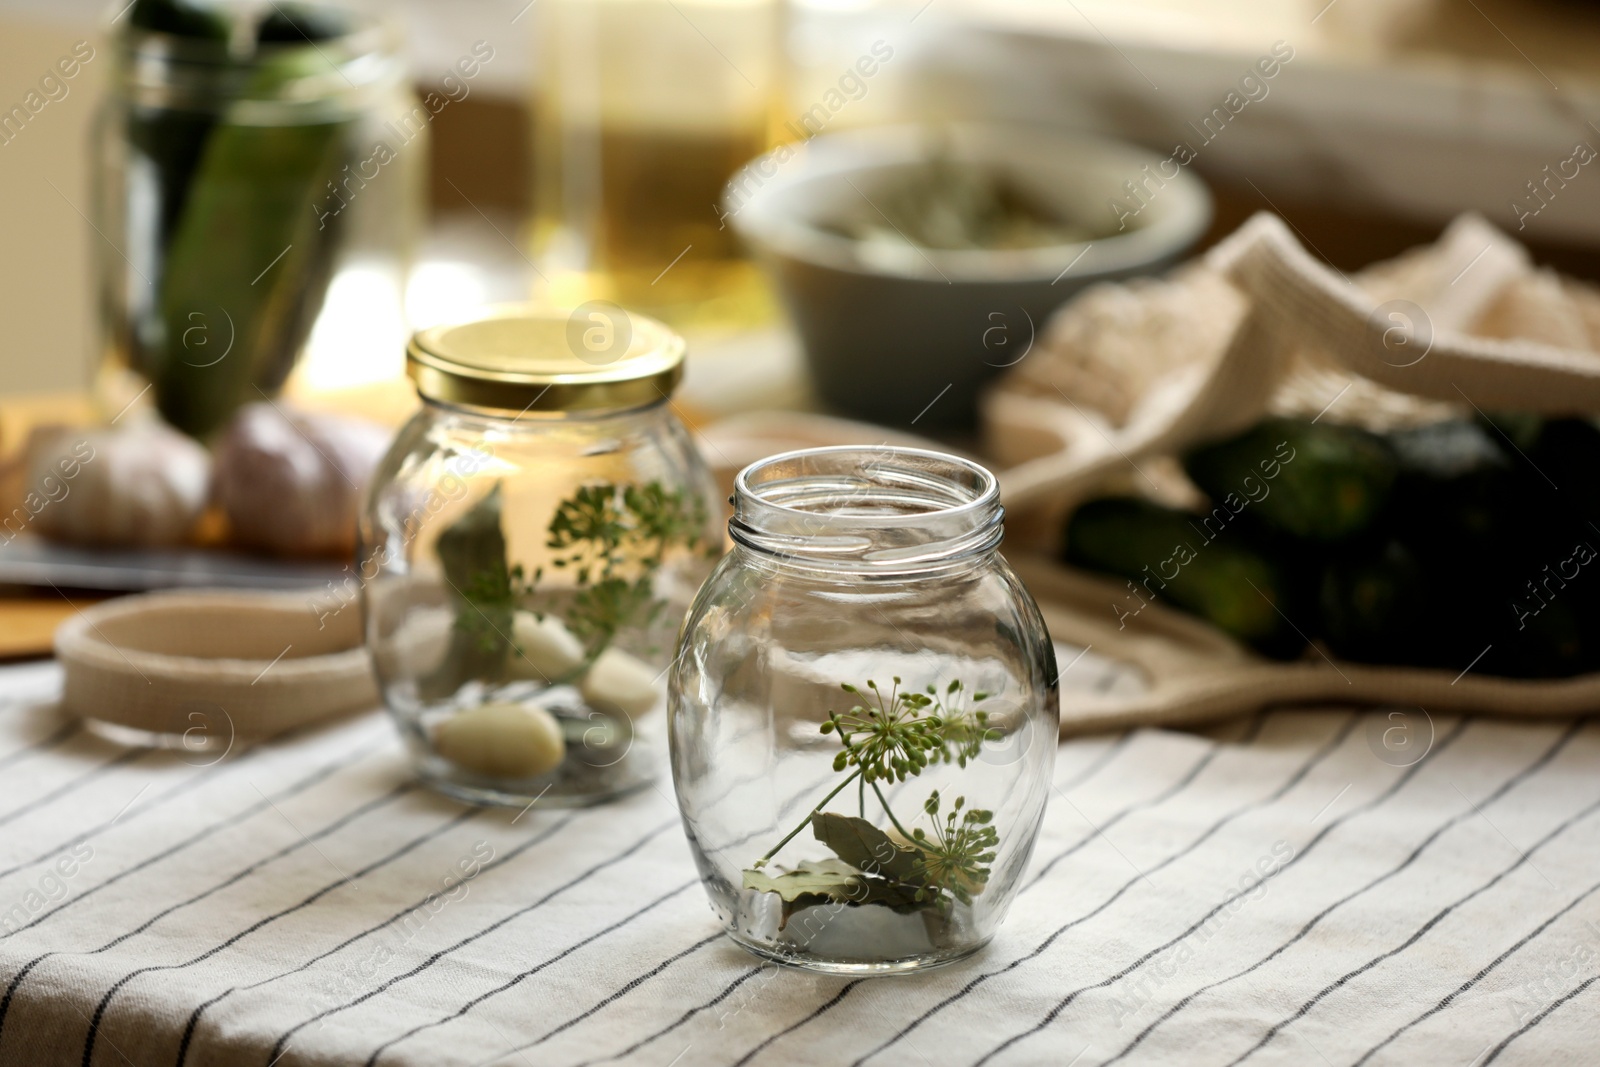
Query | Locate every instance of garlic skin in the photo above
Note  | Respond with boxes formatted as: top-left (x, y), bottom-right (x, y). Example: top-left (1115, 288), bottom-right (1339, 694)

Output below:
top-left (432, 702), bottom-right (567, 779)
top-left (26, 423), bottom-right (209, 547)
top-left (508, 611), bottom-right (587, 682)
top-left (579, 647), bottom-right (661, 719)
top-left (213, 403), bottom-right (390, 557)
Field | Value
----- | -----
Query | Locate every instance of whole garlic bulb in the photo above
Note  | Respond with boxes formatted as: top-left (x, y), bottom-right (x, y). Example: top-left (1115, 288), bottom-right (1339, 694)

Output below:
top-left (25, 423), bottom-right (210, 547)
top-left (213, 403), bottom-right (390, 557)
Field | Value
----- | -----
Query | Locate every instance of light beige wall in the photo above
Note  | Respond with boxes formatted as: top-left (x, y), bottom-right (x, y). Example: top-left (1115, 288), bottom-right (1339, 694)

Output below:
top-left (0, 14), bottom-right (105, 396)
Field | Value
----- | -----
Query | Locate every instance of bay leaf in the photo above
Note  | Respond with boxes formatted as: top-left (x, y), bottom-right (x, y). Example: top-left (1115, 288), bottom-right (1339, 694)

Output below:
top-left (741, 858), bottom-right (862, 903)
top-left (811, 812), bottom-right (920, 881)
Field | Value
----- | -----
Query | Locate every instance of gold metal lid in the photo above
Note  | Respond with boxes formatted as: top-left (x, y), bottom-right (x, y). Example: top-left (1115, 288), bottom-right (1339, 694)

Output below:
top-left (406, 304), bottom-right (685, 413)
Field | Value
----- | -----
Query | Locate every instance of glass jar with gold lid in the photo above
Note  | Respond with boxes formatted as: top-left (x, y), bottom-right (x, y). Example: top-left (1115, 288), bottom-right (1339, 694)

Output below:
top-left (360, 304), bottom-right (721, 806)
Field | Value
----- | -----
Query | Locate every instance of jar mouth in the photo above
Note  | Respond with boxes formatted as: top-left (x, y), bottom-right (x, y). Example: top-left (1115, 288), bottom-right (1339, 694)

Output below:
top-left (729, 446), bottom-right (1003, 569)
top-left (114, 10), bottom-right (403, 112)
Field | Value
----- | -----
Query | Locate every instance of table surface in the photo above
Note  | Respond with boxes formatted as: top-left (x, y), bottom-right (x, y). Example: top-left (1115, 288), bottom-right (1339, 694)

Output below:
top-left (0, 659), bottom-right (1596, 1067)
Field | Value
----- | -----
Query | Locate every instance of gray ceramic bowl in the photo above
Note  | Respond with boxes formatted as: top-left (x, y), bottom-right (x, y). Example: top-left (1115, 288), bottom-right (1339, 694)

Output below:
top-left (725, 124), bottom-right (1212, 428)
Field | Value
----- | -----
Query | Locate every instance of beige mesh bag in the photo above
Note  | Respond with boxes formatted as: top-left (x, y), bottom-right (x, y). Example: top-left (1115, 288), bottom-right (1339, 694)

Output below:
top-left (983, 212), bottom-right (1600, 733)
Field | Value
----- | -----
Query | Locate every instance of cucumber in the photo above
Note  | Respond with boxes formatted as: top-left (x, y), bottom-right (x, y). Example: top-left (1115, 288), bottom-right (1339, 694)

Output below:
top-left (127, 0), bottom-right (231, 39)
top-left (1183, 418), bottom-right (1396, 543)
top-left (152, 46), bottom-right (351, 436)
top-left (1480, 595), bottom-right (1600, 679)
top-left (1386, 420), bottom-right (1514, 563)
top-left (257, 3), bottom-right (355, 43)
top-left (1064, 497), bottom-right (1307, 659)
top-left (1318, 538), bottom-right (1482, 669)
top-left (1529, 418), bottom-right (1600, 530)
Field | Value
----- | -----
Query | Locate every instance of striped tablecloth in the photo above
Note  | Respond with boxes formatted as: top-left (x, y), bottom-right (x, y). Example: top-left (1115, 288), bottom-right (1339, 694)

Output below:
top-left (0, 657), bottom-right (1596, 1066)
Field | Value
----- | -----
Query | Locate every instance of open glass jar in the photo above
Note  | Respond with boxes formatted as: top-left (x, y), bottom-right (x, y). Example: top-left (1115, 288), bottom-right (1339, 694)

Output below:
top-left (669, 447), bottom-right (1059, 974)
top-left (362, 306), bottom-right (721, 807)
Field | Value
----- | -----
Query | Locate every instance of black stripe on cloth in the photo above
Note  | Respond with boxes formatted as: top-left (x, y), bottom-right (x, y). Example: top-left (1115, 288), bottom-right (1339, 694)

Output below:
top-left (567, 963), bottom-right (766, 1067)
top-left (0, 721), bottom-right (79, 774)
top-left (0, 732), bottom-right (390, 945)
top-left (80, 804), bottom-right (482, 1067)
top-left (0, 747), bottom-right (147, 834)
top-left (261, 818), bottom-right (679, 1066)
top-left (964, 716), bottom-right (1476, 1067)
top-left (1481, 972), bottom-right (1600, 1065)
top-left (715, 767), bottom-right (851, 857)
top-left (1222, 789), bottom-right (1600, 1065)
top-left (364, 879), bottom-right (698, 1065)
top-left (492, 933), bottom-right (722, 1063)
top-left (1054, 730), bottom-right (1137, 795)
top-left (173, 810), bottom-right (583, 1067)
top-left (0, 777), bottom-right (414, 1040)
top-left (1353, 870), bottom-right (1600, 1065)
top-left (731, 980), bottom-right (857, 1067)
top-left (846, 712), bottom-right (1352, 1067)
top-left (0, 719), bottom-right (387, 890)
top-left (1026, 714), bottom-right (1270, 890)
top-left (1101, 717), bottom-right (1589, 1067)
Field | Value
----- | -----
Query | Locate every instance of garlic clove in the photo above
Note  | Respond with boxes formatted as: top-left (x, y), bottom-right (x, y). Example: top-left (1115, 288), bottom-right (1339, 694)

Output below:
top-left (579, 647), bottom-right (660, 719)
top-left (375, 606), bottom-right (454, 679)
top-left (432, 702), bottom-right (566, 779)
top-left (508, 611), bottom-right (586, 682)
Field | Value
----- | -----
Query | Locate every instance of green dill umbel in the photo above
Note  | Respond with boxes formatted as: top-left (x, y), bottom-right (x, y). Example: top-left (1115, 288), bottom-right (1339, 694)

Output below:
top-left (544, 481), bottom-right (714, 649)
top-left (743, 678), bottom-right (1000, 920)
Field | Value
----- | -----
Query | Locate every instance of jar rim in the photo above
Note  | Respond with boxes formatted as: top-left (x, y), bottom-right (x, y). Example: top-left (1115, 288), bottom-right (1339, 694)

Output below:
top-left (112, 11), bottom-right (405, 110)
top-left (729, 446), bottom-right (1004, 570)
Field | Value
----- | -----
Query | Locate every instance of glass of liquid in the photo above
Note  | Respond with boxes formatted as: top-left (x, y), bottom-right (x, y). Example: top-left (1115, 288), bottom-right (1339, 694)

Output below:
top-left (531, 0), bottom-right (785, 330)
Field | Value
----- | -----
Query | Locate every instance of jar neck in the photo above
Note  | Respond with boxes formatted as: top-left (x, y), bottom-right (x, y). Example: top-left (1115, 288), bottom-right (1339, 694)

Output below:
top-left (729, 446), bottom-right (1004, 576)
top-left (419, 394), bottom-right (674, 426)
top-left (114, 19), bottom-right (403, 116)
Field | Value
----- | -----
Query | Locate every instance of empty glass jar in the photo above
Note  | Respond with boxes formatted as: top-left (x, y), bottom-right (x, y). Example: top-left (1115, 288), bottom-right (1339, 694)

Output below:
top-left (669, 446), bottom-right (1059, 974)
top-left (362, 305), bottom-right (721, 807)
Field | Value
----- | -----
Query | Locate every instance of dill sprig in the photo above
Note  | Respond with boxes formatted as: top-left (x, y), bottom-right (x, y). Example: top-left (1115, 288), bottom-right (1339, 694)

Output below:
top-left (445, 478), bottom-right (711, 667)
top-left (747, 676), bottom-right (1001, 917)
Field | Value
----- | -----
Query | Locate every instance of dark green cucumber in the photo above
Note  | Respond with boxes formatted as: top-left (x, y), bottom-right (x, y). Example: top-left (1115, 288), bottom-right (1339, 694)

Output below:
top-left (1183, 417), bottom-right (1397, 543)
top-left (1064, 497), bottom-right (1307, 659)
top-left (1318, 538), bottom-right (1469, 668)
top-left (1386, 419), bottom-right (1515, 563)
top-left (1480, 594), bottom-right (1600, 679)
top-left (153, 45), bottom-right (351, 436)
top-left (1529, 418), bottom-right (1600, 530)
top-left (127, 0), bottom-right (231, 39)
top-left (257, 3), bottom-right (356, 43)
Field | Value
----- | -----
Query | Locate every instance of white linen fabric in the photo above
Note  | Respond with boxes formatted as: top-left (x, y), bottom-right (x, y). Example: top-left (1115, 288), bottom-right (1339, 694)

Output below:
top-left (0, 659), bottom-right (1596, 1067)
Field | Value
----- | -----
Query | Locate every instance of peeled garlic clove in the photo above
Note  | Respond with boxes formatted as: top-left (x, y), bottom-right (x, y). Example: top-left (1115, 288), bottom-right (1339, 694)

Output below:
top-left (508, 611), bottom-right (586, 682)
top-left (374, 606), bottom-right (454, 679)
top-left (432, 702), bottom-right (566, 779)
top-left (579, 647), bottom-right (660, 719)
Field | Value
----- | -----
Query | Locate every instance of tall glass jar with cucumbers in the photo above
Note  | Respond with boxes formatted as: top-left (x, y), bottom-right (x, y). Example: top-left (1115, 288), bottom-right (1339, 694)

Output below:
top-left (361, 306), bottom-right (721, 806)
top-left (96, 0), bottom-right (422, 437)
top-left (670, 447), bottom-right (1059, 973)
